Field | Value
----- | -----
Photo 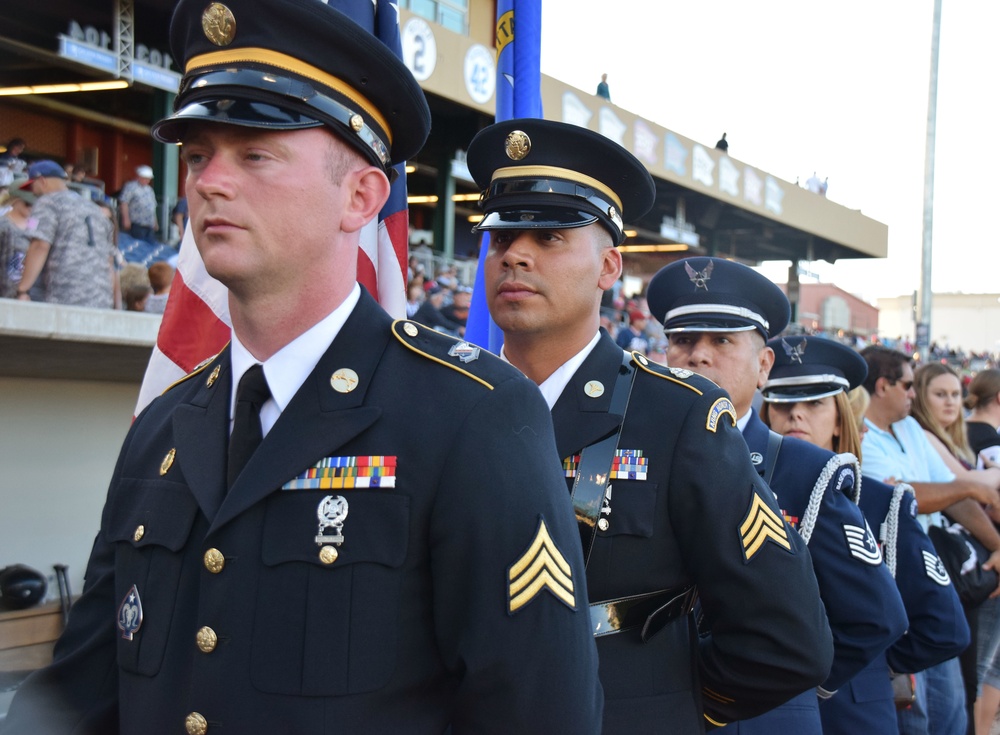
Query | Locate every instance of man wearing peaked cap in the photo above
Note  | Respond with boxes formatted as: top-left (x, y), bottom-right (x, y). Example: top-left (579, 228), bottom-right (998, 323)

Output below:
top-left (3, 4), bottom-right (604, 734)
top-left (758, 335), bottom-right (969, 735)
top-left (654, 257), bottom-right (908, 735)
top-left (469, 118), bottom-right (834, 733)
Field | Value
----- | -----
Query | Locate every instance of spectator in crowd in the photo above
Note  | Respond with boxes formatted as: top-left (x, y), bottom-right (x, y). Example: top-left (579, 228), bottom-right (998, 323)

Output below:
top-left (413, 284), bottom-right (462, 335)
top-left (715, 132), bottom-right (729, 153)
top-left (144, 261), bottom-right (174, 314)
top-left (651, 257), bottom-right (907, 735)
top-left (614, 309), bottom-right (649, 354)
top-left (806, 171), bottom-right (823, 194)
top-left (2, 0), bottom-right (603, 731)
top-left (440, 285), bottom-right (470, 328)
top-left (0, 187), bottom-right (41, 300)
top-left (760, 336), bottom-right (969, 735)
top-left (911, 362), bottom-right (1000, 732)
top-left (860, 346), bottom-right (1000, 735)
top-left (14, 160), bottom-right (117, 309)
top-left (596, 72), bottom-right (610, 101)
top-left (172, 196), bottom-right (188, 242)
top-left (471, 117), bottom-right (834, 733)
top-left (0, 138), bottom-right (27, 186)
top-left (119, 164), bottom-right (159, 241)
top-left (119, 262), bottom-right (152, 312)
top-left (964, 369), bottom-right (1000, 735)
top-left (405, 279), bottom-right (424, 318)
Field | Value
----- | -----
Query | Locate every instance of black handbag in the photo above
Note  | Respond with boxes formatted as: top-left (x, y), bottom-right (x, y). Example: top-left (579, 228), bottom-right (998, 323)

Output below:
top-left (927, 522), bottom-right (999, 607)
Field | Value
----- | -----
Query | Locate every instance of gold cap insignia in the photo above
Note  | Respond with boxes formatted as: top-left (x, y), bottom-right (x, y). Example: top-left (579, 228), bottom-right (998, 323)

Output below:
top-left (739, 491), bottom-right (792, 562)
top-left (349, 114), bottom-right (364, 132)
top-left (504, 130), bottom-right (531, 161)
top-left (508, 518), bottom-right (576, 613)
top-left (202, 3), bottom-right (237, 46)
top-left (206, 364), bottom-right (221, 388)
top-left (160, 447), bottom-right (176, 476)
top-left (706, 396), bottom-right (737, 432)
top-left (330, 368), bottom-right (360, 394)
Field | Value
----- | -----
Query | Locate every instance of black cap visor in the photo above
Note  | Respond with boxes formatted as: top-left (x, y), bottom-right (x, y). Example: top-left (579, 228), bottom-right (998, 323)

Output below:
top-left (476, 206), bottom-right (600, 232)
top-left (152, 67), bottom-right (394, 171)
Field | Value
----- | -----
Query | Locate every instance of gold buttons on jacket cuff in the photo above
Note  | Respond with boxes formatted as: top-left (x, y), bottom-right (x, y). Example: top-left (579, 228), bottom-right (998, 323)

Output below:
top-left (185, 712), bottom-right (208, 735)
top-left (133, 525), bottom-right (145, 542)
top-left (203, 548), bottom-right (225, 574)
top-left (319, 545), bottom-right (339, 564)
top-left (196, 626), bottom-right (218, 653)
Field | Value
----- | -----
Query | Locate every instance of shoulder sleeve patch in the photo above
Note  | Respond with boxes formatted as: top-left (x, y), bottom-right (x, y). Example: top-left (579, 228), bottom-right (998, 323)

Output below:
top-left (161, 348), bottom-right (227, 395)
top-left (706, 397), bottom-right (737, 432)
top-left (630, 353), bottom-right (704, 395)
top-left (391, 320), bottom-right (494, 390)
top-left (739, 490), bottom-right (792, 562)
top-left (508, 517), bottom-right (576, 614)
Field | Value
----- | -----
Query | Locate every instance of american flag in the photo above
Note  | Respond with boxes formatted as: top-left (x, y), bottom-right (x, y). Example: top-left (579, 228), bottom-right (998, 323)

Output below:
top-left (134, 0), bottom-right (411, 414)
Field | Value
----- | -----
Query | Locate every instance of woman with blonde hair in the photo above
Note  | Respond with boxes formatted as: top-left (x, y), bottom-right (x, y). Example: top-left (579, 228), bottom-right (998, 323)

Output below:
top-left (761, 336), bottom-right (969, 735)
top-left (911, 363), bottom-right (978, 469)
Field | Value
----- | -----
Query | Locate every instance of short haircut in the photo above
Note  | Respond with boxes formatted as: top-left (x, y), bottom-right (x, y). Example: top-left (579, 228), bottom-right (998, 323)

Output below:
top-left (859, 345), bottom-right (910, 394)
top-left (147, 262), bottom-right (175, 293)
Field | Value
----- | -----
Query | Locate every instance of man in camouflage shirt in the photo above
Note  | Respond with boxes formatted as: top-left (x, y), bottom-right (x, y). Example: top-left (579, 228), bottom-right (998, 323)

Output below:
top-left (15, 160), bottom-right (117, 308)
top-left (119, 164), bottom-right (159, 241)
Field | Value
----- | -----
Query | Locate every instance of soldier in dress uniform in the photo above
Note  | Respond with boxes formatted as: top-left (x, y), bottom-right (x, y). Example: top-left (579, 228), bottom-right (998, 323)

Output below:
top-left (648, 257), bottom-right (909, 734)
top-left (467, 117), bottom-right (834, 734)
top-left (760, 335), bottom-right (970, 735)
top-left (1, 2), bottom-right (603, 733)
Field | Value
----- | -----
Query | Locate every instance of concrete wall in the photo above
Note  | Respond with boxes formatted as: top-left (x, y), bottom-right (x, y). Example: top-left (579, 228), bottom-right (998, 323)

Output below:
top-left (0, 377), bottom-right (139, 601)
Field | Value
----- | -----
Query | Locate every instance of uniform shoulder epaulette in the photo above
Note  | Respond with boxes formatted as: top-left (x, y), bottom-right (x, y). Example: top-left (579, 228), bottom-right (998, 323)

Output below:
top-left (161, 349), bottom-right (226, 395)
top-left (628, 351), bottom-right (705, 395)
top-left (391, 320), bottom-right (510, 390)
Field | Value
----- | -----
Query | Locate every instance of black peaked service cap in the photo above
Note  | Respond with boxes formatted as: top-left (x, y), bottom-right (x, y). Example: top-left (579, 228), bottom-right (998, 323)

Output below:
top-left (467, 118), bottom-right (655, 246)
top-left (152, 0), bottom-right (431, 173)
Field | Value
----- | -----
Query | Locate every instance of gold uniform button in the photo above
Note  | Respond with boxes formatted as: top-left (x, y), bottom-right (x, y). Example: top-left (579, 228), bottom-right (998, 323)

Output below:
top-left (203, 548), bottom-right (225, 574)
top-left (319, 545), bottom-right (339, 564)
top-left (196, 626), bottom-right (218, 653)
top-left (185, 711), bottom-right (208, 735)
top-left (133, 525), bottom-right (145, 542)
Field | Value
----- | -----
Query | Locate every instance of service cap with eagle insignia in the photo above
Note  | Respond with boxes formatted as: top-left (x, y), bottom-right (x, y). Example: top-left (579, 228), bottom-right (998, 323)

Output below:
top-left (647, 257), bottom-right (790, 339)
top-left (762, 335), bottom-right (868, 404)
top-left (467, 118), bottom-right (655, 246)
top-left (152, 0), bottom-right (430, 174)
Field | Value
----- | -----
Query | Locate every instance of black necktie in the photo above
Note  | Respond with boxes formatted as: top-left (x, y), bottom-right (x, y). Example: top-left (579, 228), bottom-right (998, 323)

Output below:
top-left (228, 364), bottom-right (271, 488)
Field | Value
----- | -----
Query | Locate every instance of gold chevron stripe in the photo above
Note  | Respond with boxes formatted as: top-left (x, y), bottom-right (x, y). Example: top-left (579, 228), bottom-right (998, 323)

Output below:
top-left (739, 493), bottom-right (791, 561)
top-left (508, 519), bottom-right (576, 613)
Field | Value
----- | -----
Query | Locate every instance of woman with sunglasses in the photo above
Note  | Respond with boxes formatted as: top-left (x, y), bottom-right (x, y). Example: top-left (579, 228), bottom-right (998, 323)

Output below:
top-left (761, 335), bottom-right (969, 735)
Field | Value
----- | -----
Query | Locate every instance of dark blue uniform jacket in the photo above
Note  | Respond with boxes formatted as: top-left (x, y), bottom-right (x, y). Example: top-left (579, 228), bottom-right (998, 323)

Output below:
top-left (3, 291), bottom-right (603, 735)
top-left (551, 333), bottom-right (834, 734)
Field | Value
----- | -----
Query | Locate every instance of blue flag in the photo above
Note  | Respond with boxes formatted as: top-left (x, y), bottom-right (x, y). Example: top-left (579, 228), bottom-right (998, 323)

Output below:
top-left (465, 0), bottom-right (542, 352)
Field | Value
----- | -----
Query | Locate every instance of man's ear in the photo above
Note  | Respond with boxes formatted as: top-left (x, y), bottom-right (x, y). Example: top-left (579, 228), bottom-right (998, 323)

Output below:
top-left (340, 167), bottom-right (391, 234)
top-left (598, 245), bottom-right (623, 291)
top-left (756, 345), bottom-right (776, 389)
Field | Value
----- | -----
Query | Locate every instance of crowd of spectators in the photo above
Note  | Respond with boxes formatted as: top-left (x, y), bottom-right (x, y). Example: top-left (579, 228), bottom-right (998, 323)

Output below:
top-left (0, 136), bottom-right (177, 315)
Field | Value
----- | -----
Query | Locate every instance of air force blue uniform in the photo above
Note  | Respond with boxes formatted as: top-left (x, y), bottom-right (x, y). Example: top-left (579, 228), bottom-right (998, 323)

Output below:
top-left (722, 415), bottom-right (909, 734)
top-left (819, 478), bottom-right (969, 735)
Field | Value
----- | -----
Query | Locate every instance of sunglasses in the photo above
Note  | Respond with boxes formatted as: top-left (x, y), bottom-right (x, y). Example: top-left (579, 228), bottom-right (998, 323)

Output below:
top-left (891, 379), bottom-right (914, 391)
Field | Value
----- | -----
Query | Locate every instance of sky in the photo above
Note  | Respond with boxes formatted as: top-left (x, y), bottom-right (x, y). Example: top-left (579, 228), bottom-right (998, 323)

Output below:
top-left (538, 0), bottom-right (997, 304)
